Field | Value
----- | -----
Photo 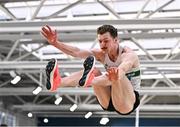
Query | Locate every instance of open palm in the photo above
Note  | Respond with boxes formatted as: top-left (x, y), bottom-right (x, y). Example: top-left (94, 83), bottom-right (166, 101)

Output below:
top-left (106, 67), bottom-right (119, 81)
top-left (41, 25), bottom-right (58, 46)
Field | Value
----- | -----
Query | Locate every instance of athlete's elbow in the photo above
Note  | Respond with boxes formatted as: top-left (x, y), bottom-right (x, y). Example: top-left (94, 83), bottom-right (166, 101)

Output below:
top-left (72, 52), bottom-right (85, 59)
top-left (69, 48), bottom-right (82, 58)
top-left (127, 61), bottom-right (134, 69)
top-left (69, 52), bottom-right (80, 58)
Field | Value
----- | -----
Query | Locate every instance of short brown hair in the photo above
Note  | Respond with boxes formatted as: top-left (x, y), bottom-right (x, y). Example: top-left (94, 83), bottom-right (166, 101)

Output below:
top-left (97, 25), bottom-right (118, 38)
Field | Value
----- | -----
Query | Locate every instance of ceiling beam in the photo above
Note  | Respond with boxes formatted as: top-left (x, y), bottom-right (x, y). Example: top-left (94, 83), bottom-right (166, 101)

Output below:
top-left (45, 0), bottom-right (85, 19)
top-left (97, 0), bottom-right (121, 19)
top-left (1, 32), bottom-right (180, 41)
top-left (31, 0), bottom-right (46, 20)
top-left (144, 0), bottom-right (175, 18)
top-left (136, 0), bottom-right (151, 18)
top-left (12, 104), bottom-right (180, 112)
top-left (0, 60), bottom-right (180, 69)
top-left (0, 87), bottom-right (180, 96)
top-left (0, 0), bottom-right (37, 4)
top-left (4, 40), bottom-right (20, 61)
top-left (0, 5), bottom-right (17, 20)
top-left (1, 19), bottom-right (180, 33)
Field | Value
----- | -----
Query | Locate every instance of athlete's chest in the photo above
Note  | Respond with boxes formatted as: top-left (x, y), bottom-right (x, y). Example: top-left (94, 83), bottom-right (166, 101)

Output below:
top-left (103, 54), bottom-right (125, 69)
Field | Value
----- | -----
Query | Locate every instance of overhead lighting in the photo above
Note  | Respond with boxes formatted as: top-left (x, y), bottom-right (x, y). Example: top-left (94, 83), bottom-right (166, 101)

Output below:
top-left (54, 97), bottom-right (62, 105)
top-left (100, 117), bottom-right (109, 125)
top-left (19, 39), bottom-right (32, 42)
top-left (70, 104), bottom-right (77, 112)
top-left (32, 86), bottom-right (42, 95)
top-left (1, 112), bottom-right (5, 117)
top-left (54, 94), bottom-right (62, 105)
top-left (11, 75), bottom-right (21, 84)
top-left (9, 70), bottom-right (21, 84)
top-left (9, 70), bottom-right (16, 77)
top-left (43, 118), bottom-right (48, 123)
top-left (85, 112), bottom-right (92, 119)
top-left (27, 112), bottom-right (33, 118)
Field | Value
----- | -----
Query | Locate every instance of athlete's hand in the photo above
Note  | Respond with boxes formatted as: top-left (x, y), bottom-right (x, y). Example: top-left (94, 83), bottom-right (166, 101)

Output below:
top-left (41, 25), bottom-right (58, 46)
top-left (106, 67), bottom-right (119, 81)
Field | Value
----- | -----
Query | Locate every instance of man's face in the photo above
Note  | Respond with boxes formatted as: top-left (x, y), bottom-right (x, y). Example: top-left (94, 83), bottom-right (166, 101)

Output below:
top-left (97, 32), bottom-right (117, 53)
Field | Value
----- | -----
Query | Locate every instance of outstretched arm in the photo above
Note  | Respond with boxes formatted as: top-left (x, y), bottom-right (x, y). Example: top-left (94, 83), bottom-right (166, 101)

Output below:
top-left (41, 25), bottom-right (93, 59)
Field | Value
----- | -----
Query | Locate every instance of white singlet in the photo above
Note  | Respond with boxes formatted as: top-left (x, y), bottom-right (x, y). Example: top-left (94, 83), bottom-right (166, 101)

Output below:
top-left (103, 47), bottom-right (141, 90)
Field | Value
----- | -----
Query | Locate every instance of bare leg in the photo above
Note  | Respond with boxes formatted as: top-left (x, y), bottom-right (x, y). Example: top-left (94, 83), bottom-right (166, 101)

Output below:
top-left (60, 70), bottom-right (83, 87)
top-left (60, 68), bottom-right (111, 88)
top-left (91, 68), bottom-right (111, 109)
top-left (59, 64), bottom-right (112, 109)
top-left (110, 69), bottom-right (136, 114)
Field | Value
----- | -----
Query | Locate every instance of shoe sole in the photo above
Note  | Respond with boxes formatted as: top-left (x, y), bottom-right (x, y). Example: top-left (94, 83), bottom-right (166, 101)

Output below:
top-left (46, 58), bottom-right (57, 90)
top-left (79, 55), bottom-right (95, 87)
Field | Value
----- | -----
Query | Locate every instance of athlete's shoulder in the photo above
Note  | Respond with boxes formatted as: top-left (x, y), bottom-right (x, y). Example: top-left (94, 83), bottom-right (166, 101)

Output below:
top-left (122, 46), bottom-right (138, 59)
top-left (122, 46), bottom-right (134, 54)
top-left (123, 46), bottom-right (133, 51)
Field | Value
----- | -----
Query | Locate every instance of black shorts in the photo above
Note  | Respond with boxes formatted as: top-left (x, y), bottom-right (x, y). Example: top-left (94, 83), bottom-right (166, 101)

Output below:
top-left (100, 91), bottom-right (140, 115)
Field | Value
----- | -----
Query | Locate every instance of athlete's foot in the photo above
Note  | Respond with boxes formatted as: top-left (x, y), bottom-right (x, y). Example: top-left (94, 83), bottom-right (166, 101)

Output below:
top-left (46, 58), bottom-right (61, 91)
top-left (79, 55), bottom-right (95, 87)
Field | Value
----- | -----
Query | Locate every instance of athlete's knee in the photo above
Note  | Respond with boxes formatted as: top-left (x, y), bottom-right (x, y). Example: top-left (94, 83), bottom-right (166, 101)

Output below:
top-left (113, 101), bottom-right (133, 114)
top-left (113, 91), bottom-right (140, 115)
top-left (101, 98), bottom-right (134, 114)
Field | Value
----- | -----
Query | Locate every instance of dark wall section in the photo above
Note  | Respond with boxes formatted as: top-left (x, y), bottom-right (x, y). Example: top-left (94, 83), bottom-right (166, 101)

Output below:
top-left (38, 117), bottom-right (180, 126)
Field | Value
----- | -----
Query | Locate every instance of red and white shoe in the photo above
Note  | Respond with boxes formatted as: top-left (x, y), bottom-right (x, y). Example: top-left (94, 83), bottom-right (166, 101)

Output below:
top-left (46, 58), bottom-right (61, 91)
top-left (79, 55), bottom-right (95, 87)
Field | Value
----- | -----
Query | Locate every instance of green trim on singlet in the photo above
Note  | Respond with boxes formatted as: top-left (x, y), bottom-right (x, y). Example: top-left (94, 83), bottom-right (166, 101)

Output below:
top-left (126, 69), bottom-right (141, 80)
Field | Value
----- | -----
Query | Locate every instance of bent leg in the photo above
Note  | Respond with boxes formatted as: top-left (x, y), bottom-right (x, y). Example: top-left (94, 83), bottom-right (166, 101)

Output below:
top-left (110, 69), bottom-right (136, 114)
top-left (62, 67), bottom-right (112, 109)
top-left (91, 68), bottom-right (111, 109)
top-left (60, 68), bottom-right (110, 88)
top-left (61, 66), bottom-right (112, 109)
top-left (60, 70), bottom-right (83, 87)
top-left (46, 58), bottom-right (83, 90)
top-left (61, 68), bottom-right (110, 88)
